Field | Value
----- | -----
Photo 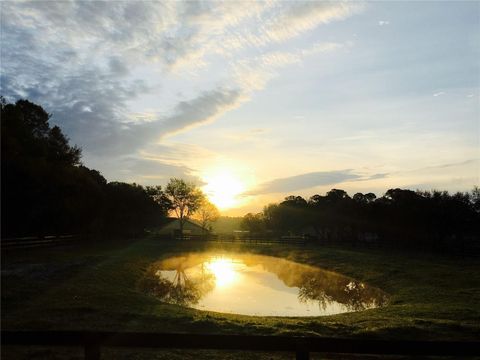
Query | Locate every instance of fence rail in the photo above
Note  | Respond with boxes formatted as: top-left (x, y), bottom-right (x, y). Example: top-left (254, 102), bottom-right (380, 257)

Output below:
top-left (2, 331), bottom-right (479, 360)
top-left (211, 235), bottom-right (308, 245)
top-left (1, 235), bottom-right (79, 249)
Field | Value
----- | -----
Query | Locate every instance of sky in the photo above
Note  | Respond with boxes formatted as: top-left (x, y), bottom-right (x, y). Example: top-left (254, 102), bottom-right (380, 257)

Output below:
top-left (1, 1), bottom-right (479, 215)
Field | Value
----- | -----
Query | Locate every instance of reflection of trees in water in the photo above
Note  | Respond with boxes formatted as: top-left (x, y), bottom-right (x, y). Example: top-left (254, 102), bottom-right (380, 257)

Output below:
top-left (244, 256), bottom-right (389, 312)
top-left (138, 263), bottom-right (215, 306)
top-left (297, 272), bottom-right (388, 311)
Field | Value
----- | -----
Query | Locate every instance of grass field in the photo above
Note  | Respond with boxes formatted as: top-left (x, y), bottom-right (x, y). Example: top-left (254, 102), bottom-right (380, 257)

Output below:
top-left (2, 238), bottom-right (480, 359)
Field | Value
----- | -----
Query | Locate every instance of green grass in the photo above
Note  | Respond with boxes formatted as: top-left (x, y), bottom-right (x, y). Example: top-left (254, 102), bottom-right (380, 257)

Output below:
top-left (2, 238), bottom-right (480, 358)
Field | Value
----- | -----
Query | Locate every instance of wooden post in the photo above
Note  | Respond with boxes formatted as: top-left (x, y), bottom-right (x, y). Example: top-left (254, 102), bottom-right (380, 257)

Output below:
top-left (296, 349), bottom-right (309, 360)
top-left (85, 343), bottom-right (100, 360)
top-left (296, 339), bottom-right (309, 360)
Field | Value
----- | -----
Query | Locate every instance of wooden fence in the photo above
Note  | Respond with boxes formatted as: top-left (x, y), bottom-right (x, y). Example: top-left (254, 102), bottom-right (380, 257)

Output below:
top-left (151, 233), bottom-right (309, 245)
top-left (2, 331), bottom-right (479, 360)
top-left (1, 235), bottom-right (79, 249)
top-left (211, 234), bottom-right (308, 245)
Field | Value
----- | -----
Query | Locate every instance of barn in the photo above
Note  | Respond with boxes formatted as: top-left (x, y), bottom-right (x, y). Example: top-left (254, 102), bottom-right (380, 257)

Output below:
top-left (152, 217), bottom-right (205, 239)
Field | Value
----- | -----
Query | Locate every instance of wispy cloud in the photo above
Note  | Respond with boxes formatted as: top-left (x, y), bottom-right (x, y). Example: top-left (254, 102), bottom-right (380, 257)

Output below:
top-left (233, 41), bottom-right (346, 93)
top-left (158, 88), bottom-right (244, 137)
top-left (246, 170), bottom-right (378, 195)
top-left (93, 155), bottom-right (202, 186)
top-left (224, 128), bottom-right (270, 142)
top-left (1, 1), bottom-right (357, 159)
top-left (255, 1), bottom-right (363, 45)
top-left (82, 87), bottom-right (244, 156)
top-left (403, 159), bottom-right (479, 173)
top-left (245, 169), bottom-right (390, 195)
top-left (1, 0), bottom-right (363, 186)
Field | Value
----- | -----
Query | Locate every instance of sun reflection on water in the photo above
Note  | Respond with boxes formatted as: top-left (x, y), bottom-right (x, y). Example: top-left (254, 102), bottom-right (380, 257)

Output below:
top-left (206, 257), bottom-right (239, 288)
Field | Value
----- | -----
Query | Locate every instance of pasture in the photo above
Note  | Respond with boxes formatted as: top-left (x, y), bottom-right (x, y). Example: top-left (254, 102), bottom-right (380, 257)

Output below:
top-left (2, 238), bottom-right (479, 359)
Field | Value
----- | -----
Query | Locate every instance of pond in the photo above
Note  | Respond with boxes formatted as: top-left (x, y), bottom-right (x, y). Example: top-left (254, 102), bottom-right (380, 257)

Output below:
top-left (138, 252), bottom-right (389, 317)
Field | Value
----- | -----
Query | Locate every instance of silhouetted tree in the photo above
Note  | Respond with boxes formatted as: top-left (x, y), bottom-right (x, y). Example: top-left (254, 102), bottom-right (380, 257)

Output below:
top-left (1, 98), bottom-right (85, 236)
top-left (1, 98), bottom-right (169, 239)
top-left (254, 187), bottom-right (479, 253)
top-left (195, 199), bottom-right (220, 235)
top-left (240, 213), bottom-right (265, 233)
top-left (146, 185), bottom-right (172, 224)
top-left (165, 178), bottom-right (205, 236)
top-left (265, 196), bottom-right (309, 235)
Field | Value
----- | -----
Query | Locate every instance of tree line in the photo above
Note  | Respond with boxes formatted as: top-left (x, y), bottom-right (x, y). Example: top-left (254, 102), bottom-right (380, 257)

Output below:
top-left (240, 188), bottom-right (480, 253)
top-left (1, 98), bottom-right (218, 239)
top-left (3, 97), bottom-right (477, 251)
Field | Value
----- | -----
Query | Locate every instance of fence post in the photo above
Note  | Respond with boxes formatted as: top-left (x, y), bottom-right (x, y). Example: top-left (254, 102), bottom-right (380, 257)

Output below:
top-left (85, 343), bottom-right (100, 360)
top-left (296, 349), bottom-right (309, 360)
top-left (296, 339), bottom-right (309, 360)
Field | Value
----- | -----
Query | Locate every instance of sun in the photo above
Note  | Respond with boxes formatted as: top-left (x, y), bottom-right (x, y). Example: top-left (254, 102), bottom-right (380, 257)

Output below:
top-left (203, 170), bottom-right (246, 210)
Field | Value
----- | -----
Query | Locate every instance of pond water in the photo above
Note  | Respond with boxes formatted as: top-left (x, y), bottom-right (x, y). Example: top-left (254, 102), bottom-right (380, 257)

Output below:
top-left (139, 252), bottom-right (389, 317)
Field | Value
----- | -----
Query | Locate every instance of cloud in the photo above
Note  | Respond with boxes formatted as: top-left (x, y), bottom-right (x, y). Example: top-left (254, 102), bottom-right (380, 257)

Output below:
top-left (233, 41), bottom-right (346, 93)
top-left (109, 57), bottom-right (129, 77)
top-left (427, 158), bottom-right (479, 169)
top-left (433, 91), bottom-right (446, 97)
top-left (2, 40), bottom-right (241, 156)
top-left (86, 154), bottom-right (202, 186)
top-left (247, 170), bottom-right (363, 195)
top-left (378, 20), bottom-right (390, 26)
top-left (224, 128), bottom-right (270, 142)
top-left (140, 143), bottom-right (217, 165)
top-left (85, 87), bottom-right (244, 156)
top-left (1, 1), bottom-right (354, 128)
top-left (1, 0), bottom-right (362, 184)
top-left (158, 88), bottom-right (243, 136)
top-left (404, 159), bottom-right (479, 173)
top-left (366, 173), bottom-right (389, 180)
top-left (253, 1), bottom-right (362, 45)
top-left (84, 140), bottom-right (219, 185)
top-left (120, 156), bottom-right (202, 185)
top-left (246, 170), bottom-right (390, 195)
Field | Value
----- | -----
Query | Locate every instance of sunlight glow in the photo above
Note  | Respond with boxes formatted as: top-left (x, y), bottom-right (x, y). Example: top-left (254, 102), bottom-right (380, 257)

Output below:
top-left (206, 258), bottom-right (238, 288)
top-left (202, 170), bottom-right (246, 209)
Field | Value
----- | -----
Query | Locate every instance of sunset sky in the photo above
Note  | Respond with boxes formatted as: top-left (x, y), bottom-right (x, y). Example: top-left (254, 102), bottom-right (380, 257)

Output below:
top-left (1, 1), bottom-right (479, 215)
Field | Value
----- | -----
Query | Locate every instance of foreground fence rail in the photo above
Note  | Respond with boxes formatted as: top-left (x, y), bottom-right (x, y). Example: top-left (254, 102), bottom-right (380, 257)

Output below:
top-left (1, 235), bottom-right (80, 249)
top-left (2, 331), bottom-right (480, 360)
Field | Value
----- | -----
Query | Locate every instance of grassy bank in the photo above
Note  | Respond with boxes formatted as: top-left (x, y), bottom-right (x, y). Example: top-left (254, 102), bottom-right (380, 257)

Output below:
top-left (2, 238), bottom-right (480, 358)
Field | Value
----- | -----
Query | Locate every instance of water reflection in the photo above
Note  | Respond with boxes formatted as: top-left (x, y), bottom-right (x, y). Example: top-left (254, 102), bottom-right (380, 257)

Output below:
top-left (138, 253), bottom-right (389, 316)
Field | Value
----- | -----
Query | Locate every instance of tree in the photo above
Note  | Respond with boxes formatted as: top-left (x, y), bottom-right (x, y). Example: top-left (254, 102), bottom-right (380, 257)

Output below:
top-left (1, 99), bottom-right (81, 166)
top-left (1, 97), bottom-right (170, 238)
top-left (1, 98), bottom-right (84, 236)
top-left (471, 186), bottom-right (480, 213)
top-left (196, 199), bottom-right (220, 235)
top-left (240, 213), bottom-right (265, 233)
top-left (278, 196), bottom-right (309, 234)
top-left (261, 196), bottom-right (309, 235)
top-left (104, 182), bottom-right (159, 237)
top-left (146, 185), bottom-right (172, 220)
top-left (353, 192), bottom-right (376, 204)
top-left (165, 178), bottom-right (204, 236)
top-left (263, 203), bottom-right (280, 231)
